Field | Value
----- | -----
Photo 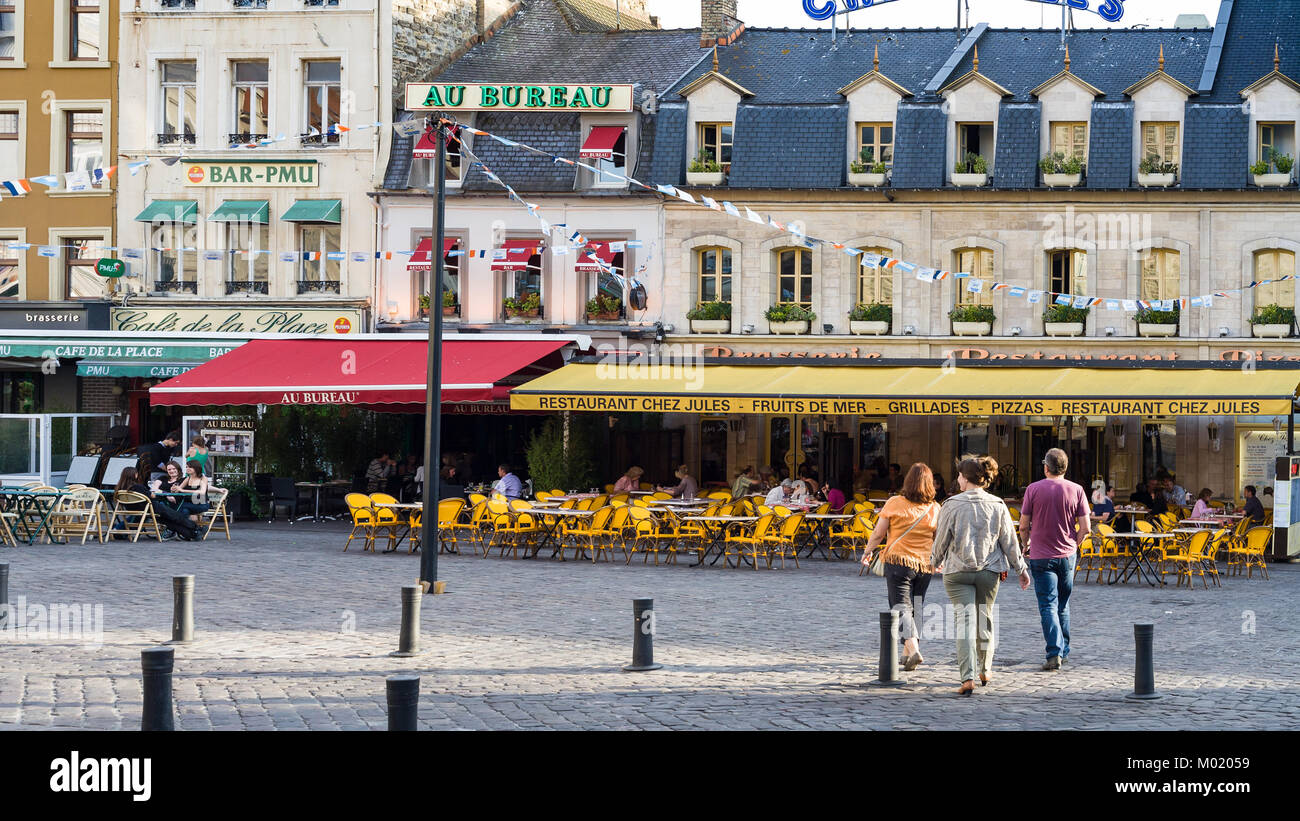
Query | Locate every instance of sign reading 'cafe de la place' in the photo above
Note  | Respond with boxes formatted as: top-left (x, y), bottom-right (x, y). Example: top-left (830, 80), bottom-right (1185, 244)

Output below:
top-left (110, 308), bottom-right (361, 335)
top-left (404, 83), bottom-right (634, 112)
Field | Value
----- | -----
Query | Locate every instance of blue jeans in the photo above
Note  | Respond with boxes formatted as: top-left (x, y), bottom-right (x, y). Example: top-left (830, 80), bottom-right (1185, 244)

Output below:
top-left (1029, 555), bottom-right (1075, 661)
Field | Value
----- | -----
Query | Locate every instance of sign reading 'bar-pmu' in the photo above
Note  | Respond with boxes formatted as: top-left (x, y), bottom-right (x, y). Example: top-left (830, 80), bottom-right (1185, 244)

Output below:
top-left (404, 83), bottom-right (634, 112)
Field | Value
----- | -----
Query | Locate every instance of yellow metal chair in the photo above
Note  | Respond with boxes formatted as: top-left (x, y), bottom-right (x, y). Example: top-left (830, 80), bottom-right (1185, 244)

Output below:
top-left (436, 498), bottom-right (465, 553)
top-left (764, 512), bottom-right (804, 569)
top-left (369, 493), bottom-right (403, 552)
top-left (343, 493), bottom-right (377, 552)
top-left (1237, 526), bottom-right (1271, 579)
top-left (1162, 529), bottom-right (1212, 589)
top-left (576, 505), bottom-right (616, 562)
top-left (722, 513), bottom-right (776, 569)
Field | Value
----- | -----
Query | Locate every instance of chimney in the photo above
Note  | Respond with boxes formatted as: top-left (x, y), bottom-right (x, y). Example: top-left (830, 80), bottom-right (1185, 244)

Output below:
top-left (701, 0), bottom-right (742, 48)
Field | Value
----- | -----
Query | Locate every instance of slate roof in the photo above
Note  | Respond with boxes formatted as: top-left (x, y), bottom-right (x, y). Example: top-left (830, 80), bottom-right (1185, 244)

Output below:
top-left (727, 105), bottom-right (847, 189)
top-left (992, 102), bottom-right (1040, 189)
top-left (1085, 102), bottom-right (1134, 189)
top-left (1181, 104), bottom-right (1250, 188)
top-left (460, 112), bottom-right (581, 193)
top-left (890, 103), bottom-right (948, 189)
top-left (1200, 0), bottom-right (1300, 102)
top-left (553, 0), bottom-right (658, 32)
top-left (644, 103), bottom-right (687, 188)
top-left (384, 129), bottom-right (415, 190)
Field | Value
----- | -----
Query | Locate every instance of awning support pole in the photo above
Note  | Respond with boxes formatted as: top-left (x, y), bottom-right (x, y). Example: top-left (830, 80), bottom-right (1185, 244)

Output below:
top-left (1290, 403), bottom-right (1295, 456)
top-left (419, 119), bottom-right (446, 591)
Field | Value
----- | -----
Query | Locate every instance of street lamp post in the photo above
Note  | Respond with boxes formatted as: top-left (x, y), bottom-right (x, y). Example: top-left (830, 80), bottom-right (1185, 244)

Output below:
top-left (420, 119), bottom-right (446, 591)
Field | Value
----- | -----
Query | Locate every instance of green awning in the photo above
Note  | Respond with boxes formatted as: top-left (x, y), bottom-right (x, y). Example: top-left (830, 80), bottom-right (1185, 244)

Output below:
top-left (134, 200), bottom-right (198, 224)
top-left (208, 200), bottom-right (269, 224)
top-left (281, 199), bottom-right (341, 224)
top-left (76, 362), bottom-right (197, 378)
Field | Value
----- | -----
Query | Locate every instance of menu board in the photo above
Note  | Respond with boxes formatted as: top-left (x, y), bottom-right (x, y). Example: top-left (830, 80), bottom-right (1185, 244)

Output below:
top-left (1237, 430), bottom-right (1287, 504)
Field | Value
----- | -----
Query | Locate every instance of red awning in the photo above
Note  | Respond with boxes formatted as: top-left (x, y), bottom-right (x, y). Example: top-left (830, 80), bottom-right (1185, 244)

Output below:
top-left (491, 244), bottom-right (538, 272)
top-left (148, 338), bottom-right (571, 407)
top-left (574, 241), bottom-right (622, 272)
top-left (412, 131), bottom-right (440, 158)
top-left (407, 237), bottom-right (457, 272)
top-left (579, 126), bottom-right (625, 160)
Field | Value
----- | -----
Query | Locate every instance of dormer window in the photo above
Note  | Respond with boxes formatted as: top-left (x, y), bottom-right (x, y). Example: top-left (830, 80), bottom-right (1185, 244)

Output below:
top-left (579, 124), bottom-right (629, 187)
top-left (957, 122), bottom-right (993, 161)
top-left (698, 122), bottom-right (732, 172)
top-left (1050, 122), bottom-right (1087, 161)
top-left (1259, 123), bottom-right (1295, 163)
top-left (1141, 122), bottom-right (1179, 167)
top-left (856, 123), bottom-right (893, 167)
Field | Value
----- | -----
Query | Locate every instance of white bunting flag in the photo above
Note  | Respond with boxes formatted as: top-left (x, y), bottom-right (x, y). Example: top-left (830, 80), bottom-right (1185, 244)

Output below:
top-left (626, 240), bottom-right (644, 248)
top-left (1190, 296), bottom-right (1204, 307)
top-left (351, 251), bottom-right (369, 263)
top-left (674, 188), bottom-right (697, 204)
top-left (279, 251), bottom-right (297, 263)
top-left (203, 250), bottom-right (225, 261)
top-left (967, 279), bottom-right (985, 293)
top-left (552, 246), bottom-right (569, 256)
top-left (700, 196), bottom-right (720, 211)
top-left (1072, 295), bottom-right (1090, 309)
top-left (122, 248), bottom-right (144, 260)
top-left (722, 201), bottom-right (741, 218)
top-left (1027, 290), bottom-right (1043, 304)
top-left (609, 241), bottom-right (626, 253)
top-left (1008, 287), bottom-right (1026, 298)
top-left (1105, 300), bottom-right (1120, 311)
top-left (1204, 294), bottom-right (1214, 307)
top-left (64, 170), bottom-right (92, 192)
top-left (37, 246), bottom-right (57, 258)
top-left (1122, 300), bottom-right (1138, 311)
top-left (743, 206), bottom-right (766, 225)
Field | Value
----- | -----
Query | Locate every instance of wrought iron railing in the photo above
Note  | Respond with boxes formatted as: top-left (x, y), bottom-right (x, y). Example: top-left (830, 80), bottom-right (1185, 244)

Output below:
top-left (226, 281), bottom-right (269, 295)
top-left (155, 280), bottom-right (198, 294)
top-left (296, 280), bottom-right (341, 294)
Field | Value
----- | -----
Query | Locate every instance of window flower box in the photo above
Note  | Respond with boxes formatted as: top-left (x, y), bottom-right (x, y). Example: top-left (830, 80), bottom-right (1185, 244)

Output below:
top-left (1137, 172), bottom-right (1176, 188)
top-left (949, 304), bottom-right (995, 336)
top-left (1042, 303), bottom-right (1088, 337)
top-left (847, 172), bottom-right (888, 187)
top-left (1252, 323), bottom-right (1291, 338)
top-left (503, 293), bottom-right (542, 321)
top-left (1251, 150), bottom-right (1293, 188)
top-left (687, 300), bottom-right (732, 333)
top-left (585, 295), bottom-right (623, 323)
top-left (848, 303), bottom-right (891, 335)
top-left (1253, 173), bottom-right (1291, 188)
top-left (1044, 322), bottom-right (1084, 336)
top-left (848, 153), bottom-right (889, 187)
top-left (849, 320), bottom-right (889, 335)
top-left (1135, 307), bottom-right (1179, 337)
top-left (686, 150), bottom-right (724, 186)
top-left (1043, 173), bottom-right (1082, 188)
top-left (689, 319), bottom-right (731, 333)
top-left (1039, 152), bottom-right (1084, 189)
top-left (951, 173), bottom-right (988, 188)
top-left (769, 320), bottom-right (810, 335)
top-left (951, 321), bottom-right (992, 336)
top-left (953, 153), bottom-right (988, 187)
top-left (1251, 304), bottom-right (1294, 338)
top-left (1137, 155), bottom-right (1178, 188)
top-left (765, 303), bottom-right (815, 335)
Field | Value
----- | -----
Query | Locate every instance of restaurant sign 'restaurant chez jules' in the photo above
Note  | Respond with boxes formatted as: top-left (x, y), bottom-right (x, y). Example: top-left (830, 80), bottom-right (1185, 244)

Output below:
top-left (700, 346), bottom-right (1300, 362)
top-left (404, 83), bottom-right (634, 112)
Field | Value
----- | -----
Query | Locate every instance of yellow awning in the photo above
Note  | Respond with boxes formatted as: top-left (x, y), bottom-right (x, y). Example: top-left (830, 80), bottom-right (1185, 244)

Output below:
top-left (509, 364), bottom-right (1300, 416)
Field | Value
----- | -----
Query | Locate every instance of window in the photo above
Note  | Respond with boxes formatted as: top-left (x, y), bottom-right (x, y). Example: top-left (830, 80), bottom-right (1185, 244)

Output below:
top-left (957, 122), bottom-right (994, 160)
top-left (445, 127), bottom-right (462, 182)
top-left (1259, 122), bottom-right (1296, 165)
top-left (66, 237), bottom-right (106, 298)
top-left (228, 223), bottom-right (268, 292)
top-left (957, 422), bottom-right (989, 460)
top-left (304, 60), bottom-right (341, 144)
top-left (697, 246), bottom-right (732, 304)
top-left (700, 418), bottom-right (729, 486)
top-left (1141, 422), bottom-right (1176, 481)
top-left (955, 248), bottom-right (994, 306)
top-left (1141, 122), bottom-right (1179, 166)
top-left (777, 248), bottom-right (812, 307)
top-left (151, 224), bottom-right (197, 291)
top-left (0, 3), bottom-right (16, 61)
top-left (857, 247), bottom-right (892, 306)
top-left (0, 240), bottom-right (17, 298)
top-left (1, 372), bottom-right (40, 415)
top-left (697, 122), bottom-right (732, 172)
top-left (69, 0), bottom-right (99, 61)
top-left (1048, 249), bottom-right (1087, 296)
top-left (160, 61), bottom-right (197, 145)
top-left (439, 239), bottom-right (460, 310)
top-left (232, 60), bottom-right (269, 141)
top-left (1050, 121), bottom-right (1087, 161)
top-left (1139, 249), bottom-right (1180, 301)
top-left (233, 0), bottom-right (269, 7)
top-left (595, 128), bottom-right (627, 185)
top-left (856, 123), bottom-right (893, 167)
top-left (587, 247), bottom-right (625, 305)
top-left (65, 111), bottom-right (104, 186)
top-left (507, 248), bottom-right (543, 301)
top-left (0, 110), bottom-right (18, 180)
top-left (857, 420), bottom-right (888, 474)
top-left (299, 225), bottom-right (341, 291)
top-left (1254, 250), bottom-right (1295, 309)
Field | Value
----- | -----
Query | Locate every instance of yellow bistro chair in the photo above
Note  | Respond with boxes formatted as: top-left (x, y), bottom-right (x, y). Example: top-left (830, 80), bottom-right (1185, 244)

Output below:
top-left (343, 492), bottom-right (377, 552)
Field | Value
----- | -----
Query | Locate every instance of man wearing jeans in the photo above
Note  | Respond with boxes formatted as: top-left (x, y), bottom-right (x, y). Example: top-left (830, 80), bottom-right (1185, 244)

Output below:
top-left (1018, 448), bottom-right (1090, 671)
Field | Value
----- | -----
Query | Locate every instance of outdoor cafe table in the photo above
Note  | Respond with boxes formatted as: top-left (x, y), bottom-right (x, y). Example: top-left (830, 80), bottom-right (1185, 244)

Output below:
top-left (0, 487), bottom-right (65, 546)
top-left (682, 515), bottom-right (758, 567)
top-left (295, 480), bottom-right (350, 522)
top-left (1107, 531), bottom-right (1178, 587)
top-left (373, 502), bottom-right (422, 552)
top-left (799, 513), bottom-right (855, 560)
top-left (527, 507), bottom-right (595, 559)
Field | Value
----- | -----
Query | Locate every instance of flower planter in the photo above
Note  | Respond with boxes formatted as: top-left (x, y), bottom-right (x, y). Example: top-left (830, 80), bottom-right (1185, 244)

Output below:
top-left (768, 320), bottom-right (810, 335)
top-left (848, 172), bottom-right (888, 187)
top-left (951, 173), bottom-right (988, 188)
top-left (1137, 173), bottom-right (1176, 188)
top-left (849, 320), bottom-right (889, 335)
top-left (1138, 322), bottom-right (1177, 337)
top-left (505, 308), bottom-right (541, 322)
top-left (685, 171), bottom-right (725, 186)
top-left (586, 311), bottom-right (622, 322)
top-left (419, 307), bottom-right (429, 319)
top-left (1043, 173), bottom-right (1082, 189)
top-left (952, 321), bottom-right (992, 336)
top-left (690, 319), bottom-right (731, 334)
top-left (1252, 323), bottom-right (1292, 338)
top-left (1044, 322), bottom-right (1085, 337)
top-left (1253, 173), bottom-right (1291, 188)
top-left (442, 305), bottom-right (459, 317)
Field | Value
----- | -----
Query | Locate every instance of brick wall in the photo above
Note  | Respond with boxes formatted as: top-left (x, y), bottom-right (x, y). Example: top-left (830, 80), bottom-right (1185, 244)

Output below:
top-left (80, 378), bottom-right (124, 415)
top-left (392, 0), bottom-right (516, 92)
top-left (701, 0), bottom-right (737, 41)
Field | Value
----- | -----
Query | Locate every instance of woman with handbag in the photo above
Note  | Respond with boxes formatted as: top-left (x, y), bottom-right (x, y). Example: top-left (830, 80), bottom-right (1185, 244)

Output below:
top-left (860, 463), bottom-right (941, 673)
top-left (931, 456), bottom-right (1031, 696)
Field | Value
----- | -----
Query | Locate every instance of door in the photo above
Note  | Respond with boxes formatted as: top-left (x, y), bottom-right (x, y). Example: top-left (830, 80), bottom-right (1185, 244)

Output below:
top-left (768, 415), bottom-right (826, 479)
top-left (823, 432), bottom-right (853, 489)
top-left (700, 418), bottom-right (729, 486)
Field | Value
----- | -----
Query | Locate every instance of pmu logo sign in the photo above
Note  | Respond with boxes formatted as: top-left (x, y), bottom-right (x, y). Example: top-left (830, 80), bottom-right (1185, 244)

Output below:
top-left (802, 0), bottom-right (1126, 22)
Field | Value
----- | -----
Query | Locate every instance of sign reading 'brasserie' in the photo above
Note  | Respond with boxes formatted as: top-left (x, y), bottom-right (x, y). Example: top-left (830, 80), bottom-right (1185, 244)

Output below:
top-left (111, 308), bottom-right (361, 335)
top-left (404, 83), bottom-right (634, 112)
top-left (184, 160), bottom-right (319, 188)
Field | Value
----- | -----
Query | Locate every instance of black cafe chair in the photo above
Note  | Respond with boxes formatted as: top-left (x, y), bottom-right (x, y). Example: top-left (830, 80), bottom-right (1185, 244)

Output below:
top-left (269, 477), bottom-right (301, 523)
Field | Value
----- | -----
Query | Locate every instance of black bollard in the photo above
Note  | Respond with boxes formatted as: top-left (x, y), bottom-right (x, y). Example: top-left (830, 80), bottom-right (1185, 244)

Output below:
top-left (1126, 623), bottom-right (1164, 700)
top-left (869, 610), bottom-right (904, 686)
top-left (390, 585), bottom-right (422, 657)
top-left (141, 646), bottom-right (176, 731)
top-left (386, 675), bottom-right (420, 731)
top-left (167, 575), bottom-right (194, 644)
top-left (622, 597), bottom-right (662, 671)
top-left (0, 561), bottom-right (8, 629)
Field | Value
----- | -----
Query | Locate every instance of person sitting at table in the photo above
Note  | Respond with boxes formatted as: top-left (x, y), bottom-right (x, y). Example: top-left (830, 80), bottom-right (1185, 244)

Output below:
top-left (1164, 475), bottom-right (1188, 509)
top-left (113, 467), bottom-right (198, 541)
top-left (1190, 487), bottom-right (1214, 520)
top-left (789, 478), bottom-right (812, 504)
top-left (822, 477), bottom-right (846, 512)
top-left (173, 460), bottom-right (210, 522)
top-left (159, 462), bottom-right (185, 506)
top-left (1242, 485), bottom-right (1266, 525)
top-left (365, 452), bottom-right (396, 493)
top-left (1130, 479), bottom-right (1154, 509)
top-left (658, 465), bottom-right (698, 500)
top-left (614, 466), bottom-right (644, 494)
top-left (1148, 479), bottom-right (1170, 516)
top-left (799, 466), bottom-right (821, 496)
top-left (439, 465), bottom-right (465, 500)
top-left (731, 466), bottom-right (757, 499)
top-left (765, 479), bottom-right (793, 507)
top-left (493, 464), bottom-right (524, 500)
top-left (1092, 482), bottom-right (1116, 531)
top-left (756, 465), bottom-right (777, 493)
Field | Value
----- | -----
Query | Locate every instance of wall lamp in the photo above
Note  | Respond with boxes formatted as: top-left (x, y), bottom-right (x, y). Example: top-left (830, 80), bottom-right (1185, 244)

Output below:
top-left (742, 323), bottom-right (755, 334)
top-left (1218, 327), bottom-right (1230, 337)
top-left (1009, 326), bottom-right (1022, 336)
top-left (1207, 420), bottom-right (1221, 452)
top-left (902, 325), bottom-right (916, 335)
top-left (822, 323), bottom-right (834, 334)
top-left (1104, 326), bottom-right (1116, 337)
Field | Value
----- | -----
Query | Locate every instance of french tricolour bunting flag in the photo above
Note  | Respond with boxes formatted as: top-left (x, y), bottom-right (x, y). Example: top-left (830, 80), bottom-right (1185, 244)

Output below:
top-left (2, 180), bottom-right (31, 196)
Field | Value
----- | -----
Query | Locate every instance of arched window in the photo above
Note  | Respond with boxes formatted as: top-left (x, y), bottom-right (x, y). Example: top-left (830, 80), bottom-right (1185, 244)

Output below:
top-left (777, 248), bottom-right (812, 307)
top-left (954, 247), bottom-right (993, 306)
top-left (1253, 249), bottom-right (1295, 310)
top-left (857, 247), bottom-right (893, 306)
top-left (1139, 249), bottom-right (1180, 301)
top-left (697, 246), bottom-right (732, 304)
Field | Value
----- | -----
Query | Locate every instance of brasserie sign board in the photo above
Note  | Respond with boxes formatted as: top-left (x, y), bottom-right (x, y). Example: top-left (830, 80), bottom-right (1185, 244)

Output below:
top-left (111, 308), bottom-right (362, 335)
top-left (404, 83), bottom-right (634, 112)
top-left (184, 160), bottom-right (319, 187)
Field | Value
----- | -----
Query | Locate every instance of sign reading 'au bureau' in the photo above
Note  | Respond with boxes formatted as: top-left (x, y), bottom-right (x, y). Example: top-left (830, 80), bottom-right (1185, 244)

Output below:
top-left (184, 160), bottom-right (319, 187)
top-left (404, 83), bottom-right (634, 112)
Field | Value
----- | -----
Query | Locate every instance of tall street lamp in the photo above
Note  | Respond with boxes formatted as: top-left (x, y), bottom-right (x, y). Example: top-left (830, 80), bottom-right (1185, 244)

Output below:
top-left (420, 118), bottom-right (446, 592)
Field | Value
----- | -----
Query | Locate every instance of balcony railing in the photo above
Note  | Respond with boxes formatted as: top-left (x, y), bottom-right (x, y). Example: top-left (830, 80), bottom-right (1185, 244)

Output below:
top-left (228, 132), bottom-right (269, 146)
top-left (226, 280), bottom-right (269, 295)
top-left (297, 280), bottom-right (340, 294)
top-left (160, 0), bottom-right (196, 9)
top-left (300, 133), bottom-right (341, 145)
top-left (233, 0), bottom-right (269, 8)
top-left (157, 133), bottom-right (196, 146)
top-left (303, 0), bottom-right (340, 6)
top-left (155, 279), bottom-right (198, 294)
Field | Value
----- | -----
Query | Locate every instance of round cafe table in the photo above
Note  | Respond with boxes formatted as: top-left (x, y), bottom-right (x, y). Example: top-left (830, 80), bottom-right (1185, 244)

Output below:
top-left (1107, 531), bottom-right (1177, 586)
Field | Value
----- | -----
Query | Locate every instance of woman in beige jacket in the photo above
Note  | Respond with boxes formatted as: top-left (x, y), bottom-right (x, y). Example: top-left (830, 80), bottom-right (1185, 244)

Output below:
top-left (931, 456), bottom-right (1031, 696)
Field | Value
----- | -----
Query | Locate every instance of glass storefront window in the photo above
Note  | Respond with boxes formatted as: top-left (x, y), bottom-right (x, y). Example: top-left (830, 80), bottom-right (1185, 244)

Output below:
top-left (957, 422), bottom-right (989, 460)
top-left (700, 418), bottom-right (728, 486)
top-left (1142, 422), bottom-right (1176, 480)
top-left (768, 416), bottom-right (792, 480)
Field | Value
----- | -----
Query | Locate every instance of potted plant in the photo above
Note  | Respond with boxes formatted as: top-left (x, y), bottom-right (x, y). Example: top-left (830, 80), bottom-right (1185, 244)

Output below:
top-left (948, 304), bottom-right (995, 336)
top-left (1135, 306), bottom-right (1180, 336)
top-left (952, 152), bottom-right (989, 187)
top-left (1039, 151), bottom-right (1084, 188)
top-left (848, 302), bottom-right (891, 335)
top-left (765, 303), bottom-right (816, 335)
top-left (1251, 148), bottom-right (1293, 187)
top-left (1251, 303), bottom-right (1295, 338)
top-left (585, 293), bottom-right (622, 322)
top-left (686, 150), bottom-right (725, 186)
top-left (417, 293), bottom-right (430, 318)
top-left (503, 291), bottom-right (542, 320)
top-left (1042, 302), bottom-right (1089, 336)
top-left (848, 149), bottom-right (889, 187)
top-left (686, 300), bottom-right (732, 333)
top-left (1137, 154), bottom-right (1177, 188)
top-left (442, 288), bottom-right (459, 317)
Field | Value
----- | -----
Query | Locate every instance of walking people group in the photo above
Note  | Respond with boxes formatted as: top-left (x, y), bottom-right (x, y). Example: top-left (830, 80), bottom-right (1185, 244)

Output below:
top-left (861, 448), bottom-right (1087, 695)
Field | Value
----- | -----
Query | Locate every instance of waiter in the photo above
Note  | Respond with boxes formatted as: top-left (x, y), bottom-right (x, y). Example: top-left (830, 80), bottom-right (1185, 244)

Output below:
top-left (138, 431), bottom-right (181, 483)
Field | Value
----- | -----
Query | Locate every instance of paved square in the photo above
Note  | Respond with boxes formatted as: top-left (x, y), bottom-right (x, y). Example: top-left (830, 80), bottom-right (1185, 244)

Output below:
top-left (1, 523), bottom-right (1297, 730)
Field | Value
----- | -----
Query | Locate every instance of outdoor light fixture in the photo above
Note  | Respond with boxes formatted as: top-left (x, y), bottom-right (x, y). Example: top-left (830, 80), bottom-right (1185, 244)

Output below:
top-left (662, 324), bottom-right (675, 333)
top-left (995, 422), bottom-right (1010, 446)
top-left (1274, 416), bottom-right (1284, 434)
top-left (903, 325), bottom-right (916, 335)
top-left (1105, 326), bottom-right (1116, 336)
top-left (653, 322), bottom-right (665, 344)
top-left (742, 323), bottom-right (755, 334)
top-left (1218, 327), bottom-right (1231, 337)
top-left (386, 301), bottom-right (398, 320)
top-left (1010, 326), bottom-right (1022, 336)
top-left (823, 323), bottom-right (834, 334)
top-left (1207, 421), bottom-right (1221, 452)
top-left (1110, 420), bottom-right (1126, 447)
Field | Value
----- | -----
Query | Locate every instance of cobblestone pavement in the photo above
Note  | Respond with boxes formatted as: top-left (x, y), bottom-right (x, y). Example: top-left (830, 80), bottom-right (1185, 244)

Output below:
top-left (1, 522), bottom-right (1297, 730)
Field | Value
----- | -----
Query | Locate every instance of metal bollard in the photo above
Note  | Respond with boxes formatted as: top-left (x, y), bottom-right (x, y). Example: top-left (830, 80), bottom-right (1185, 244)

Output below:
top-left (386, 675), bottom-right (420, 731)
top-left (0, 562), bottom-right (8, 629)
top-left (390, 585), bottom-right (422, 657)
top-left (168, 575), bottom-right (194, 644)
top-left (622, 597), bottom-right (662, 671)
top-left (141, 646), bottom-right (176, 731)
top-left (1126, 623), bottom-right (1163, 700)
top-left (869, 610), bottom-right (904, 686)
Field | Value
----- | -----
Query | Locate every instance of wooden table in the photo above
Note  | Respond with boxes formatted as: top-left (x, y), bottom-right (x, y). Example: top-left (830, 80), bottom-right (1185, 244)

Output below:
top-left (1108, 531), bottom-right (1177, 586)
top-left (682, 515), bottom-right (758, 567)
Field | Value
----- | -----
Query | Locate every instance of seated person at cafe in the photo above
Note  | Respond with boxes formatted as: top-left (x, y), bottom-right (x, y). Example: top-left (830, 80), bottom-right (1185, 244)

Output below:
top-left (1163, 474), bottom-right (1188, 508)
top-left (1190, 488), bottom-right (1214, 519)
top-left (658, 465), bottom-right (698, 500)
top-left (613, 466), bottom-right (644, 494)
top-left (366, 452), bottom-right (396, 493)
top-left (731, 466), bottom-right (757, 499)
top-left (1092, 482), bottom-right (1116, 530)
top-left (493, 464), bottom-right (524, 500)
top-left (1130, 479), bottom-right (1154, 509)
top-left (439, 465), bottom-right (465, 500)
top-left (765, 479), bottom-right (794, 507)
top-left (173, 460), bottom-right (211, 521)
top-left (798, 466), bottom-right (821, 495)
top-left (1147, 479), bottom-right (1170, 516)
top-left (113, 467), bottom-right (199, 541)
top-left (755, 465), bottom-right (777, 493)
top-left (822, 477), bottom-right (846, 512)
top-left (789, 479), bottom-right (812, 504)
top-left (886, 463), bottom-right (903, 494)
top-left (1242, 485), bottom-right (1266, 525)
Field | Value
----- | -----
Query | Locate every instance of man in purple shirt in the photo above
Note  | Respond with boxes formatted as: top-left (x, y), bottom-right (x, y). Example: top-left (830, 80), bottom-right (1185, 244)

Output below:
top-left (1018, 448), bottom-right (1090, 671)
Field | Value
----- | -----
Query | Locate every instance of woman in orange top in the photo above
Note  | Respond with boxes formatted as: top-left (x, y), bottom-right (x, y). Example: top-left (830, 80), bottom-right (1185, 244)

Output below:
top-left (861, 463), bottom-right (941, 672)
